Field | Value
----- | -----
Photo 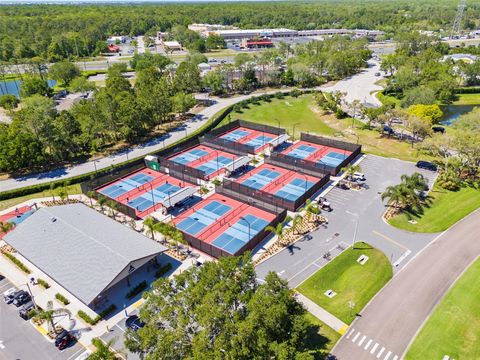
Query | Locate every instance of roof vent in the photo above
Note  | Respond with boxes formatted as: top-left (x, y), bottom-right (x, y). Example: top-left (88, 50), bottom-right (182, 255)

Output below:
top-left (50, 217), bottom-right (57, 223)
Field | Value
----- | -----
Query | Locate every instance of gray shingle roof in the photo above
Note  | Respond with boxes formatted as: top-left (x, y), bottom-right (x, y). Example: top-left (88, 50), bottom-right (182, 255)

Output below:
top-left (4, 204), bottom-right (167, 305)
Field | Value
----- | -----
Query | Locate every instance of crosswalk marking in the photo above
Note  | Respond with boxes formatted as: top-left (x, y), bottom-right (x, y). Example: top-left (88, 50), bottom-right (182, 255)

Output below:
top-left (358, 335), bottom-right (366, 346)
top-left (346, 328), bottom-right (355, 339)
top-left (370, 343), bottom-right (379, 354)
top-left (384, 351), bottom-right (392, 360)
top-left (393, 356), bottom-right (398, 360)
top-left (364, 339), bottom-right (372, 350)
top-left (352, 332), bottom-right (361, 343)
top-left (377, 347), bottom-right (385, 358)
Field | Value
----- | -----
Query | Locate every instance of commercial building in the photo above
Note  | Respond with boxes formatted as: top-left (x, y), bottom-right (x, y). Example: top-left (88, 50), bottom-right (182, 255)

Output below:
top-left (211, 28), bottom-right (384, 40)
top-left (162, 41), bottom-right (182, 51)
top-left (188, 23), bottom-right (238, 33)
top-left (240, 38), bottom-right (274, 49)
top-left (3, 204), bottom-right (167, 307)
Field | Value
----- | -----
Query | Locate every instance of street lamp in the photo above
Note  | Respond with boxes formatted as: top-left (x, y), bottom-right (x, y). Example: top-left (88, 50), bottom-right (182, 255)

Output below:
top-left (239, 216), bottom-right (251, 240)
top-left (149, 183), bottom-right (156, 211)
top-left (93, 160), bottom-right (98, 174)
top-left (297, 172), bottom-right (309, 193)
top-left (346, 210), bottom-right (359, 249)
top-left (292, 122), bottom-right (301, 141)
top-left (275, 118), bottom-right (281, 133)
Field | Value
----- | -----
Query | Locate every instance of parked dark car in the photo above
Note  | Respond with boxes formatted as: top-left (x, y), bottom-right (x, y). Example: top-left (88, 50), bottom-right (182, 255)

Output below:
top-left (126, 315), bottom-right (145, 332)
top-left (19, 301), bottom-right (35, 320)
top-left (416, 161), bottom-right (437, 172)
top-left (13, 291), bottom-right (31, 307)
top-left (55, 330), bottom-right (75, 349)
top-left (383, 125), bottom-right (395, 135)
top-left (432, 126), bottom-right (445, 134)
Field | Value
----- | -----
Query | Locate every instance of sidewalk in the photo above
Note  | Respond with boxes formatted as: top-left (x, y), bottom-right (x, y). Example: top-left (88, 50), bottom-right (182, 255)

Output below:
top-left (295, 292), bottom-right (348, 335)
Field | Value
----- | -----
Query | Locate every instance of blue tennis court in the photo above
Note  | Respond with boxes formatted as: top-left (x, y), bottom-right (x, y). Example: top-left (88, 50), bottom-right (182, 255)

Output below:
top-left (276, 178), bottom-right (314, 201)
top-left (127, 183), bottom-right (181, 211)
top-left (245, 135), bottom-right (274, 148)
top-left (242, 168), bottom-right (281, 190)
top-left (176, 200), bottom-right (232, 235)
top-left (100, 173), bottom-right (154, 198)
top-left (196, 156), bottom-right (234, 175)
top-left (171, 148), bottom-right (209, 165)
top-left (220, 129), bottom-right (251, 142)
top-left (286, 144), bottom-right (318, 160)
top-left (211, 214), bottom-right (269, 254)
top-left (318, 151), bottom-right (348, 167)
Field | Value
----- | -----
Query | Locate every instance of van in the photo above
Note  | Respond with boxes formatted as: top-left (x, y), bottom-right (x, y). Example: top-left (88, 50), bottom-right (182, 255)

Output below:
top-left (19, 301), bottom-right (35, 320)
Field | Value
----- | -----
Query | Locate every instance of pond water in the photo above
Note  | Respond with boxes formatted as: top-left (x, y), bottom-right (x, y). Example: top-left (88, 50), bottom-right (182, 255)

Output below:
top-left (0, 79), bottom-right (56, 98)
top-left (440, 104), bottom-right (479, 126)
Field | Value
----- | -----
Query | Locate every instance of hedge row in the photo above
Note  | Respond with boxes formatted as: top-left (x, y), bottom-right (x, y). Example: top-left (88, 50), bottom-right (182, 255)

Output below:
top-left (37, 278), bottom-right (50, 289)
top-left (155, 263), bottom-right (172, 279)
top-left (55, 293), bottom-right (70, 305)
top-left (2, 252), bottom-right (31, 274)
top-left (77, 304), bottom-right (117, 325)
top-left (455, 87), bottom-right (480, 94)
top-left (126, 281), bottom-right (148, 299)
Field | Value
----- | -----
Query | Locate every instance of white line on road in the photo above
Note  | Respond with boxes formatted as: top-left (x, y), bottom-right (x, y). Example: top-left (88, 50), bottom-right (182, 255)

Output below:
top-left (358, 335), bottom-right (366, 346)
top-left (352, 332), bottom-right (361, 343)
top-left (392, 356), bottom-right (398, 360)
top-left (376, 347), bottom-right (385, 358)
top-left (66, 348), bottom-right (85, 360)
top-left (384, 351), bottom-right (392, 360)
top-left (393, 249), bottom-right (412, 267)
top-left (115, 324), bottom-right (125, 333)
top-left (346, 328), bottom-right (355, 339)
top-left (0, 283), bottom-right (12, 290)
top-left (364, 339), bottom-right (372, 350)
top-left (370, 343), bottom-right (379, 354)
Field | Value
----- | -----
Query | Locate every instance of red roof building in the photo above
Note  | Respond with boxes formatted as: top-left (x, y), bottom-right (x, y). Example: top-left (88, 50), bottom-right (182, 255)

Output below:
top-left (107, 44), bottom-right (120, 53)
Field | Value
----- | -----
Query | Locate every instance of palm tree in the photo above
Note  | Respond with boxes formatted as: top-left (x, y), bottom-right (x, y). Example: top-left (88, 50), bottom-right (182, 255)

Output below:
top-left (401, 172), bottom-right (428, 192)
top-left (304, 199), bottom-right (320, 223)
top-left (97, 196), bottom-right (107, 213)
top-left (107, 200), bottom-right (119, 220)
top-left (49, 183), bottom-right (56, 202)
top-left (31, 301), bottom-right (71, 335)
top-left (0, 221), bottom-right (14, 235)
top-left (291, 214), bottom-right (303, 235)
top-left (266, 222), bottom-right (286, 245)
top-left (381, 184), bottom-right (409, 209)
top-left (172, 230), bottom-right (187, 254)
top-left (56, 188), bottom-right (67, 202)
top-left (342, 164), bottom-right (361, 182)
top-left (87, 191), bottom-right (95, 207)
top-left (88, 338), bottom-right (117, 360)
top-left (143, 217), bottom-right (157, 241)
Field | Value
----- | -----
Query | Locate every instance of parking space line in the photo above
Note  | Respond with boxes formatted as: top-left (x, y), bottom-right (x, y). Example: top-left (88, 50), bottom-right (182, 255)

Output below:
top-left (0, 283), bottom-right (12, 291)
top-left (372, 230), bottom-right (409, 251)
top-left (384, 351), bottom-right (392, 360)
top-left (115, 324), bottom-right (125, 333)
top-left (66, 347), bottom-right (85, 360)
top-left (370, 343), bottom-right (379, 354)
top-left (376, 347), bottom-right (385, 358)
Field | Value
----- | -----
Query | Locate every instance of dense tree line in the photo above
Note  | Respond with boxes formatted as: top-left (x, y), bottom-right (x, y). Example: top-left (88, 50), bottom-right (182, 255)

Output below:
top-left (0, 0), bottom-right (479, 62)
top-left (0, 59), bottom-right (199, 173)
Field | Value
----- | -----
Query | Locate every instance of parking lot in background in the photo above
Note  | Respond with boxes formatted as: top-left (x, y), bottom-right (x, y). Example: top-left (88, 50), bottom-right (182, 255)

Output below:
top-left (256, 155), bottom-right (439, 287)
top-left (0, 276), bottom-right (87, 360)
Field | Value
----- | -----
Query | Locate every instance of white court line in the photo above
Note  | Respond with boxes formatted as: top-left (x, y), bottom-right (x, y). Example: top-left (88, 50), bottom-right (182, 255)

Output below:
top-left (377, 347), bottom-right (385, 358)
top-left (370, 343), bottom-right (379, 354)
top-left (352, 332), bottom-right (361, 343)
top-left (346, 328), bottom-right (355, 339)
top-left (384, 351), bottom-right (392, 360)
top-left (364, 339), bottom-right (372, 350)
top-left (358, 335), bottom-right (366, 346)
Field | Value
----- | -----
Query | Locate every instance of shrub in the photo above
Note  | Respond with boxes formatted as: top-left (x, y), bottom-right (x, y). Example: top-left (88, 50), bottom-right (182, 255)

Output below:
top-left (126, 281), bottom-right (148, 299)
top-left (55, 293), bottom-right (70, 305)
top-left (77, 304), bottom-right (117, 325)
top-left (212, 178), bottom-right (222, 186)
top-left (2, 252), bottom-right (31, 274)
top-left (98, 304), bottom-right (117, 319)
top-left (155, 263), bottom-right (172, 278)
top-left (37, 279), bottom-right (50, 289)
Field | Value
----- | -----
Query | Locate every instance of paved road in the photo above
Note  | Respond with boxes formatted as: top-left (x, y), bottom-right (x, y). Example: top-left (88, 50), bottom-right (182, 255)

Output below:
top-left (0, 276), bottom-right (87, 360)
top-left (320, 59), bottom-right (383, 107)
top-left (332, 209), bottom-right (480, 360)
top-left (100, 311), bottom-right (140, 360)
top-left (255, 155), bottom-right (438, 287)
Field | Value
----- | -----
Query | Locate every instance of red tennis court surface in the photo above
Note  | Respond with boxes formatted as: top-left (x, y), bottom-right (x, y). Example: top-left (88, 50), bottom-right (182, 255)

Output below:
top-left (235, 163), bottom-right (320, 201)
top-left (168, 145), bottom-right (238, 179)
top-left (281, 140), bottom-right (352, 168)
top-left (174, 193), bottom-right (276, 257)
top-left (218, 126), bottom-right (278, 154)
top-left (96, 168), bottom-right (195, 218)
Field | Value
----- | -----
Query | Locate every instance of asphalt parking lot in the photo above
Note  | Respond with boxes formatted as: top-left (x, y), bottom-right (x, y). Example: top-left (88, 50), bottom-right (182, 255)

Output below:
top-left (100, 311), bottom-right (140, 360)
top-left (0, 276), bottom-right (87, 360)
top-left (256, 154), bottom-right (438, 287)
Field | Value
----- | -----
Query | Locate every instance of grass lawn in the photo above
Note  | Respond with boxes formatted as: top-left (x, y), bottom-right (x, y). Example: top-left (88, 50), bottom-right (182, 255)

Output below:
top-left (405, 258), bottom-right (480, 360)
top-left (453, 93), bottom-right (480, 105)
top-left (388, 184), bottom-right (480, 233)
top-left (303, 313), bottom-right (341, 358)
top-left (0, 184), bottom-right (81, 212)
top-left (221, 94), bottom-right (432, 162)
top-left (297, 242), bottom-right (392, 324)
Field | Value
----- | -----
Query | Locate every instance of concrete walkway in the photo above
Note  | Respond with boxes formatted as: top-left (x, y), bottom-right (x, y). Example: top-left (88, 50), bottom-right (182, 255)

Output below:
top-left (295, 292), bottom-right (348, 334)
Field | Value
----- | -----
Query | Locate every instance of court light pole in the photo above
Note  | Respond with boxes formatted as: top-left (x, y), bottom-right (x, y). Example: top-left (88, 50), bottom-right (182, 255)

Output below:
top-left (292, 122), bottom-right (301, 141)
top-left (149, 183), bottom-right (155, 211)
top-left (298, 172), bottom-right (309, 193)
top-left (239, 216), bottom-right (251, 240)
